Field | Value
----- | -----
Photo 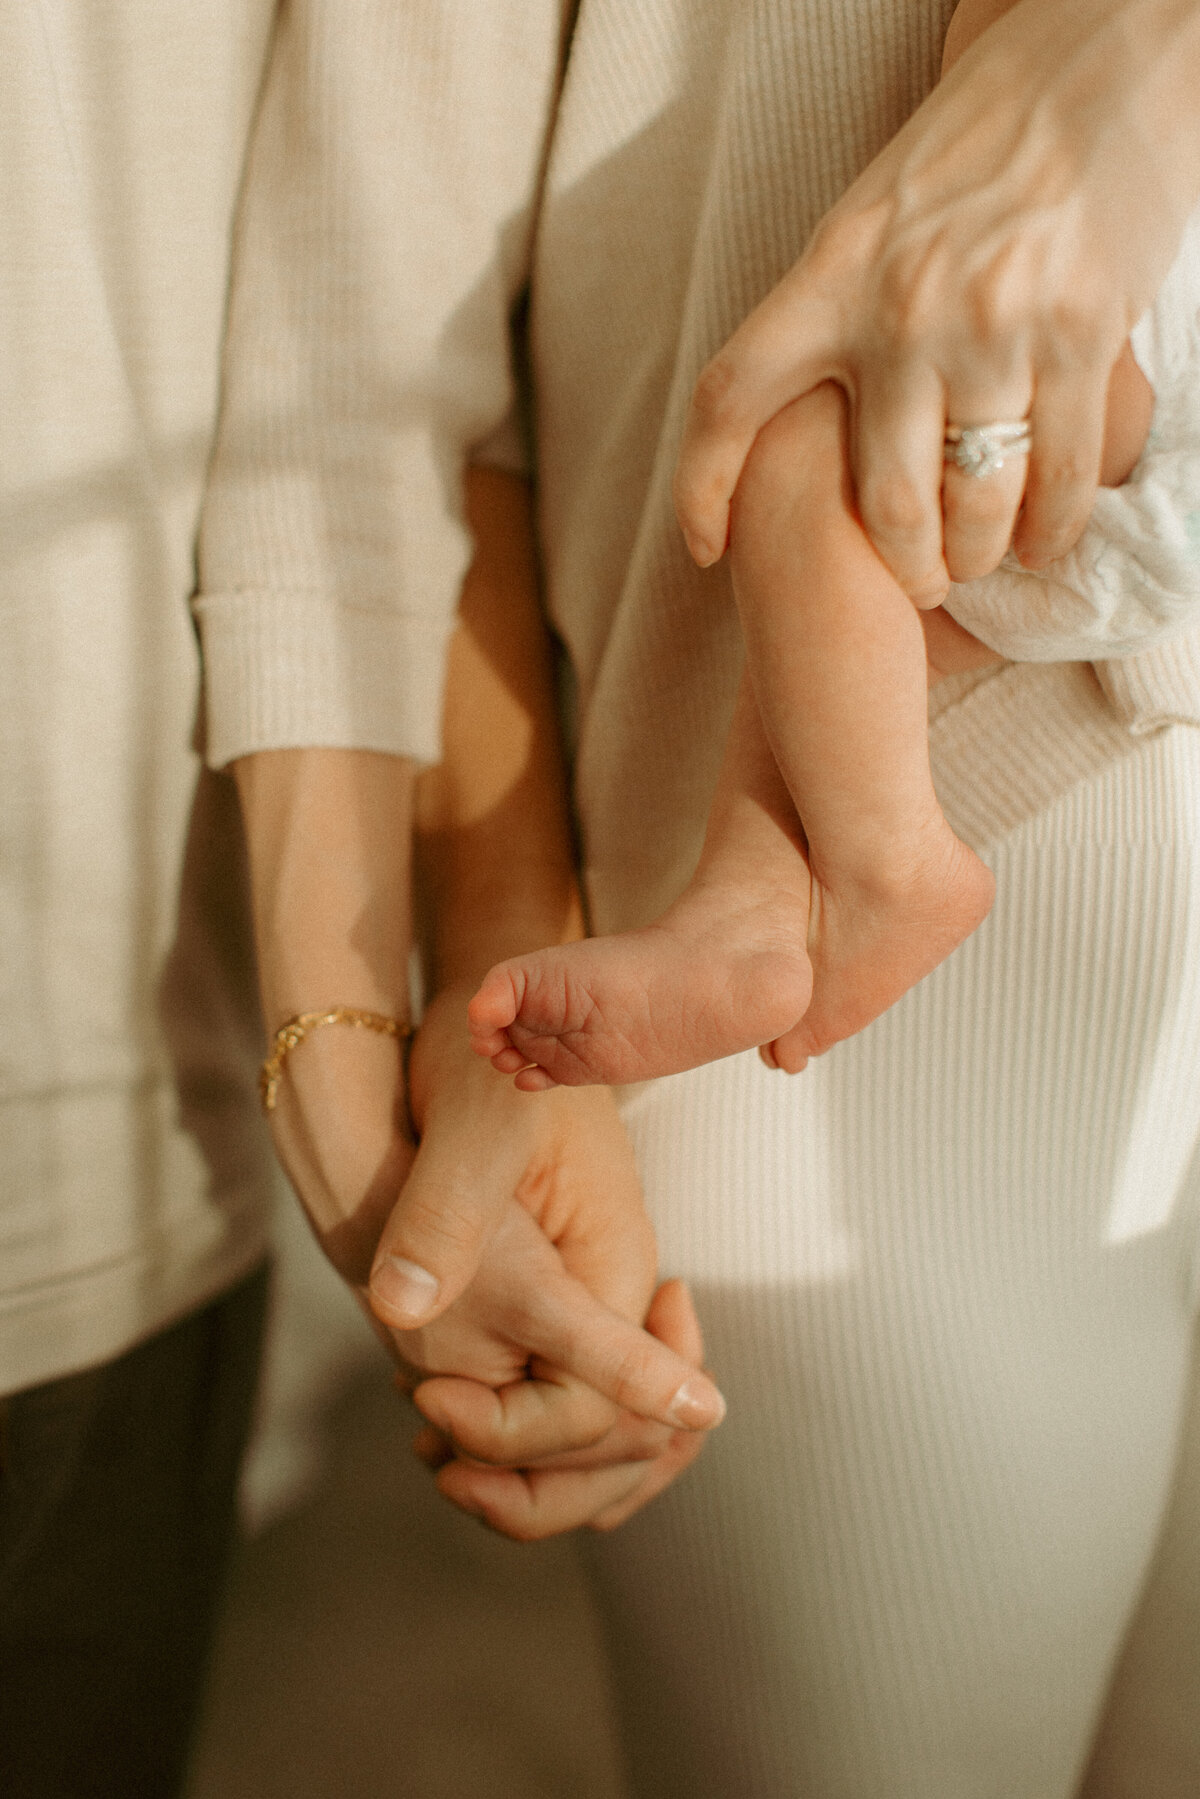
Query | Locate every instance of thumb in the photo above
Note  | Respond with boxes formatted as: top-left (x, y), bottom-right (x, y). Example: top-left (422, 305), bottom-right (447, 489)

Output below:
top-left (673, 288), bottom-right (837, 565)
top-left (642, 1275), bottom-right (706, 1364)
top-left (368, 1116), bottom-right (525, 1328)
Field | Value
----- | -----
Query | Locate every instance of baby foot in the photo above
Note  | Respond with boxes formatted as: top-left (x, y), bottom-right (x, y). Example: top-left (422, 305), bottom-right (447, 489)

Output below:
top-left (763, 816), bottom-right (994, 1073)
top-left (467, 877), bottom-right (815, 1088)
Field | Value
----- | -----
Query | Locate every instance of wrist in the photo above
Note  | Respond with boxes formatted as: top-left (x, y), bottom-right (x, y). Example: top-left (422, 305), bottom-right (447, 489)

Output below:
top-left (235, 746), bottom-right (417, 1027)
top-left (419, 845), bottom-right (584, 993)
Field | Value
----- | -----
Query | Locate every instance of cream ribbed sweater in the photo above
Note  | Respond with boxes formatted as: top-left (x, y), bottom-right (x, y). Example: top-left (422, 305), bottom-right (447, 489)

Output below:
top-left (0, 4), bottom-right (277, 1393)
top-left (199, 0), bottom-right (1200, 937)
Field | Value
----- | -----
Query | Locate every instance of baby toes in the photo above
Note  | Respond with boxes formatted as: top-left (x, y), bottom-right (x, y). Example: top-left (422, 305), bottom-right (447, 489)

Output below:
top-left (467, 963), bottom-right (526, 1054)
top-left (513, 1064), bottom-right (560, 1092)
top-left (761, 1030), bottom-right (809, 1074)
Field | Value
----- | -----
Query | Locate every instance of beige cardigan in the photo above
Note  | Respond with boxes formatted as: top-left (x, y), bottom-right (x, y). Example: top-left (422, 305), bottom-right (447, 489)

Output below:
top-left (199, 0), bottom-right (1200, 944)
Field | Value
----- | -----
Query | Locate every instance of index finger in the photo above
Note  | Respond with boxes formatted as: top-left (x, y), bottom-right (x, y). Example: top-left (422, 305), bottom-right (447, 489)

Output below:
top-left (674, 286), bottom-right (838, 566)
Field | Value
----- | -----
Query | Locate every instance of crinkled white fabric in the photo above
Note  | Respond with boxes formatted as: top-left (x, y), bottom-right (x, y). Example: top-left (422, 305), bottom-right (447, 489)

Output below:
top-left (948, 202), bottom-right (1200, 717)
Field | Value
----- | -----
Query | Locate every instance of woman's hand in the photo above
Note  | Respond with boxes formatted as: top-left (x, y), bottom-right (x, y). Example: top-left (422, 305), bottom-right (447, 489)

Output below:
top-left (675, 0), bottom-right (1200, 595)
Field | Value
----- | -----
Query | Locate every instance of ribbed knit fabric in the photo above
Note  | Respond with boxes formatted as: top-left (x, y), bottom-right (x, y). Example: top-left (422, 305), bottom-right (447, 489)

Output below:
top-left (0, 5), bottom-right (277, 1393)
top-left (197, 0), bottom-right (569, 768)
top-left (590, 722), bottom-right (1200, 1799)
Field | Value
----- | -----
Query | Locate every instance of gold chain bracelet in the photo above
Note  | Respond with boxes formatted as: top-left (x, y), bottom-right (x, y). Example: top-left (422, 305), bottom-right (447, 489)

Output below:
top-left (259, 1007), bottom-right (413, 1113)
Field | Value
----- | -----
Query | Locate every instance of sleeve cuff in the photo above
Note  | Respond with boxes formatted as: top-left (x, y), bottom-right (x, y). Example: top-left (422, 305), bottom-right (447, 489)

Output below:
top-left (194, 591), bottom-right (455, 769)
top-left (1093, 629), bottom-right (1200, 735)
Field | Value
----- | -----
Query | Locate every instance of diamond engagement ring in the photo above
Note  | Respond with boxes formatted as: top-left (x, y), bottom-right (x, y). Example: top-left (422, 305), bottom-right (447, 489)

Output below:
top-left (944, 420), bottom-right (1033, 478)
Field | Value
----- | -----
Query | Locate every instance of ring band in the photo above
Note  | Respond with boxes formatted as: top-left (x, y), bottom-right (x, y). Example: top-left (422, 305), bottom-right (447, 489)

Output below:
top-left (944, 420), bottom-right (1032, 478)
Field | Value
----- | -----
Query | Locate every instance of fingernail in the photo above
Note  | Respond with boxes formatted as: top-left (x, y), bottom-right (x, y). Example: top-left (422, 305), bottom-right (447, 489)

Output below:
top-left (667, 1378), bottom-right (727, 1430)
top-left (370, 1255), bottom-right (440, 1323)
top-left (683, 528), bottom-right (718, 568)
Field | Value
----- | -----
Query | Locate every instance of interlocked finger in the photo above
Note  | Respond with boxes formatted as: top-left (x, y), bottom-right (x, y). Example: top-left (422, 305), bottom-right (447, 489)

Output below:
top-left (437, 1457), bottom-right (651, 1540)
top-left (413, 1369), bottom-right (621, 1464)
top-left (587, 1425), bottom-right (709, 1531)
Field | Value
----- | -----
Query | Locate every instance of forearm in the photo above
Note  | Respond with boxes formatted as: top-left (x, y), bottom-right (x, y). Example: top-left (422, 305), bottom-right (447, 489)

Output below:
top-left (417, 466), bottom-right (582, 991)
top-left (233, 746), bottom-right (417, 1281)
top-left (235, 747), bottom-right (416, 1022)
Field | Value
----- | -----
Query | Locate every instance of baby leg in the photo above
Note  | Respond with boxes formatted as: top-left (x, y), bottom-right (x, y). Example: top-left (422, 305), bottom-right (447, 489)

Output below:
top-left (733, 381), bottom-right (994, 1070)
top-left (470, 380), bottom-right (993, 1088)
top-left (469, 678), bottom-right (818, 1087)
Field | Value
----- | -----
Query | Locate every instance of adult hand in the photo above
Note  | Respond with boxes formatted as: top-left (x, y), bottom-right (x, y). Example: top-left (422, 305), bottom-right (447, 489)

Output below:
top-left (268, 974), bottom-right (723, 1535)
top-left (675, 0), bottom-right (1200, 595)
top-left (411, 1277), bottom-right (713, 1537)
top-left (368, 986), bottom-right (723, 1506)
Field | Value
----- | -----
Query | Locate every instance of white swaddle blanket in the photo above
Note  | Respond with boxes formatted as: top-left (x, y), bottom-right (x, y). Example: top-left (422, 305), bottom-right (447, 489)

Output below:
top-left (948, 203), bottom-right (1200, 733)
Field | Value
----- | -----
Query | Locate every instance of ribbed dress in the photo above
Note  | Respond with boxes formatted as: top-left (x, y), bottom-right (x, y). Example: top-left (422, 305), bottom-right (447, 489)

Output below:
top-left (197, 2), bottom-right (1200, 1791)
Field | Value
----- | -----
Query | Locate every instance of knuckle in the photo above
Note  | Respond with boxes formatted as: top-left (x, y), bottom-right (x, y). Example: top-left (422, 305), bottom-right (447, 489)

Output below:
top-left (605, 1342), bottom-right (660, 1417)
top-left (399, 1183), bottom-right (484, 1256)
top-left (808, 200), bottom-right (887, 282)
top-left (947, 485), bottom-right (1015, 534)
top-left (960, 251), bottom-right (1030, 347)
top-left (690, 352), bottom-right (742, 432)
top-left (862, 473), bottom-right (928, 544)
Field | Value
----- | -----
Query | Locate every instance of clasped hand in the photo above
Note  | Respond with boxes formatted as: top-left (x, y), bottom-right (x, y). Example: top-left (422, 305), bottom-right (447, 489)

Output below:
top-left (272, 984), bottom-right (724, 1539)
